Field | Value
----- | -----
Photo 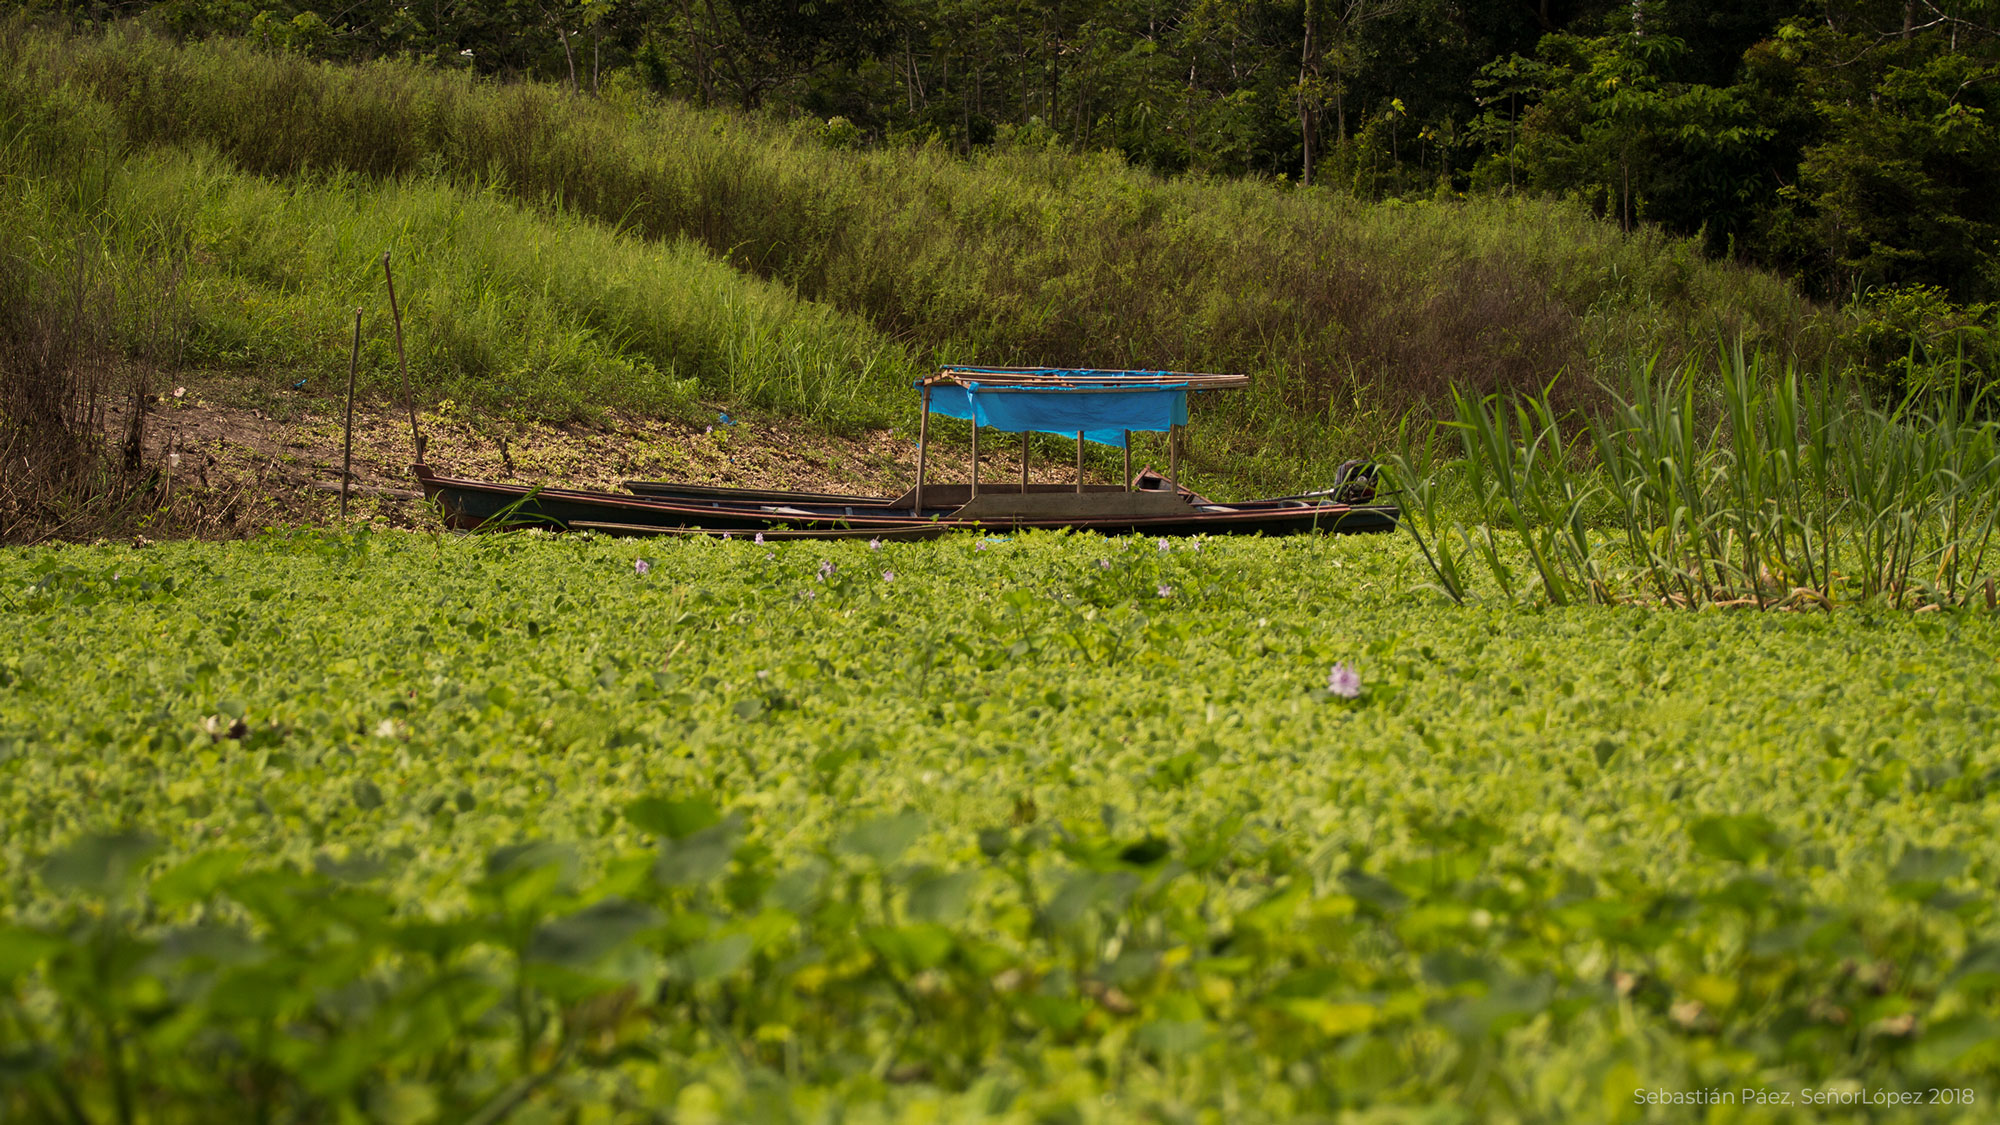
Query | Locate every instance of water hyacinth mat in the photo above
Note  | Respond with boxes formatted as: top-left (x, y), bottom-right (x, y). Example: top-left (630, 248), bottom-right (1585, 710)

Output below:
top-left (2, 528), bottom-right (1998, 1122)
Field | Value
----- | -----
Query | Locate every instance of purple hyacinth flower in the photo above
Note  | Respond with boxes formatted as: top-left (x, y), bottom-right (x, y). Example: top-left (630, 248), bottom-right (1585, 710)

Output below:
top-left (634, 559), bottom-right (650, 575)
top-left (1327, 662), bottom-right (1362, 699)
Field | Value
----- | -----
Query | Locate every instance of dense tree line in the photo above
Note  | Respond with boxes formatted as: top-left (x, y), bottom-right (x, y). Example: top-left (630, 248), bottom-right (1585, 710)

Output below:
top-left (27, 1), bottom-right (2000, 317)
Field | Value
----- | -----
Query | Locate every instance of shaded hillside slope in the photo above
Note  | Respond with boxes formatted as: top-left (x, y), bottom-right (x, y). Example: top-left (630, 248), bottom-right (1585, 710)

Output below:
top-left (6, 28), bottom-right (1828, 406)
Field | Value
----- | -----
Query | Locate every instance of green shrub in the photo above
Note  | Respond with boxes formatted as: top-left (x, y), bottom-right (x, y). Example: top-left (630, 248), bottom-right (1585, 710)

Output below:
top-left (1840, 284), bottom-right (1999, 404)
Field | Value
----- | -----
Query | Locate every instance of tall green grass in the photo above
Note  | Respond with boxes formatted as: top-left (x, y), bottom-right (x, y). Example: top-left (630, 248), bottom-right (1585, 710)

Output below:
top-left (1387, 346), bottom-right (2000, 610)
top-left (0, 67), bottom-right (195, 540)
top-left (0, 53), bottom-right (916, 429)
top-left (1, 22), bottom-right (1829, 468)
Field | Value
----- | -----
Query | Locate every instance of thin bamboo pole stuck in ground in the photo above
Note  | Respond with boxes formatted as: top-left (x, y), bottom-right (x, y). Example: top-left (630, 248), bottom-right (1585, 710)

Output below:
top-left (913, 387), bottom-right (930, 513)
top-left (1075, 432), bottom-right (1084, 493)
top-left (970, 422), bottom-right (980, 498)
top-left (341, 306), bottom-right (362, 519)
top-left (382, 253), bottom-right (425, 464)
top-left (1123, 431), bottom-right (1131, 490)
top-left (1021, 433), bottom-right (1029, 490)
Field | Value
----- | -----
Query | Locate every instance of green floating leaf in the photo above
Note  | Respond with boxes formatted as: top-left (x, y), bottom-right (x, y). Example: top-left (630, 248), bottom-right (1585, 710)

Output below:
top-left (1045, 871), bottom-right (1139, 929)
top-left (392, 920), bottom-right (483, 961)
top-left (905, 869), bottom-right (976, 922)
top-left (626, 795), bottom-right (719, 840)
top-left (41, 830), bottom-right (162, 896)
top-left (1149, 751), bottom-right (1206, 790)
top-left (867, 923), bottom-right (955, 972)
top-left (1688, 814), bottom-right (1785, 865)
top-left (528, 897), bottom-right (662, 968)
top-left (1017, 993), bottom-right (1086, 1032)
top-left (486, 840), bottom-right (579, 882)
top-left (1339, 869), bottom-right (1408, 914)
top-left (315, 851), bottom-right (390, 882)
top-left (150, 849), bottom-right (248, 910)
top-left (1135, 1019), bottom-right (1209, 1054)
top-left (1438, 973), bottom-right (1554, 1039)
top-left (480, 841), bottom-right (580, 914)
top-left (674, 932), bottom-right (752, 982)
top-left (1910, 1016), bottom-right (2000, 1072)
top-left (1117, 836), bottom-right (1171, 867)
top-left (1891, 846), bottom-right (1966, 901)
top-left (838, 811), bottom-right (926, 865)
top-left (655, 816), bottom-right (742, 887)
top-left (1948, 943), bottom-right (2000, 996)
top-left (0, 926), bottom-right (62, 986)
top-left (365, 1080), bottom-right (439, 1125)
top-left (765, 861), bottom-right (827, 914)
top-left (976, 827), bottom-right (1012, 858)
top-left (156, 924), bottom-right (266, 968)
top-left (0, 1045), bottom-right (55, 1082)
top-left (1421, 950), bottom-right (1498, 988)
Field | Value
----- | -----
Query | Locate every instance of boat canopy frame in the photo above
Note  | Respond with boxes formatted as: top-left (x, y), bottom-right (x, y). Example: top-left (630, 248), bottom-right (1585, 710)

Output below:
top-left (912, 366), bottom-right (1249, 512)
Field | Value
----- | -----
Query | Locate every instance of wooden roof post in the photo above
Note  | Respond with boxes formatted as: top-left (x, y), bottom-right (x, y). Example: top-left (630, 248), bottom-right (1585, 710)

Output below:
top-left (914, 384), bottom-right (931, 514)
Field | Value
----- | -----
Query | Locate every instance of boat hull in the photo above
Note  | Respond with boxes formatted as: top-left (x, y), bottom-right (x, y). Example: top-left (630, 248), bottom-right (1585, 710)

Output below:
top-left (414, 467), bottom-right (1399, 538)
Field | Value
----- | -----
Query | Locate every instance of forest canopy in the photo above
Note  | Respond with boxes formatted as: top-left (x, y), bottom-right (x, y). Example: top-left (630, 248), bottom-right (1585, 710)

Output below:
top-left (27, 1), bottom-right (2000, 315)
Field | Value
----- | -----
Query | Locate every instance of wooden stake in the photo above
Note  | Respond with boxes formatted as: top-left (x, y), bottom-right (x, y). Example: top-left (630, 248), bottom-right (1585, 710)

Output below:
top-left (1075, 431), bottom-right (1084, 493)
top-left (382, 253), bottom-right (426, 464)
top-left (914, 385), bottom-right (931, 513)
top-left (341, 306), bottom-right (362, 520)
top-left (1168, 424), bottom-right (1179, 494)
top-left (162, 430), bottom-right (177, 509)
top-left (970, 420), bottom-right (979, 498)
top-left (1021, 432), bottom-right (1029, 491)
top-left (1123, 430), bottom-right (1131, 490)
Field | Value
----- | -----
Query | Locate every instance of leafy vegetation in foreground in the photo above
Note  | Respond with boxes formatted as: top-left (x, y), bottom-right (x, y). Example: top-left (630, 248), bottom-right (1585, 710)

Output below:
top-left (3, 530), bottom-right (1999, 1121)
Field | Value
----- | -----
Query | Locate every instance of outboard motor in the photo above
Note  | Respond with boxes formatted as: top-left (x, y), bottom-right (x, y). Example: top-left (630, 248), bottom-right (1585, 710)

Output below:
top-left (1328, 460), bottom-right (1379, 504)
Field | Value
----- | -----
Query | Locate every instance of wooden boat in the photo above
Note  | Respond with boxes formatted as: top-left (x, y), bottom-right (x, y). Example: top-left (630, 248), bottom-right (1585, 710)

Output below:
top-left (412, 366), bottom-right (1398, 538)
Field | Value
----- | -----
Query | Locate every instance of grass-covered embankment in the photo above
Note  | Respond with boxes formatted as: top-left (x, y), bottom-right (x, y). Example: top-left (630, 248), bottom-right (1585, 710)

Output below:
top-left (0, 56), bottom-right (915, 433)
top-left (0, 20), bottom-right (1831, 491)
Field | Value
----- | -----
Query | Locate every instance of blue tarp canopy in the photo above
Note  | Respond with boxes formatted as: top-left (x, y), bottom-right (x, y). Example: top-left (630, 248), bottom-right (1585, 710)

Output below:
top-left (919, 374), bottom-right (1192, 448)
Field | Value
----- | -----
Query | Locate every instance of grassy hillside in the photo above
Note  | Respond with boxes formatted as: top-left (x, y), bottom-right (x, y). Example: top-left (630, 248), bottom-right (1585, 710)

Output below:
top-left (1, 20), bottom-right (1832, 494)
top-left (0, 61), bottom-right (912, 432)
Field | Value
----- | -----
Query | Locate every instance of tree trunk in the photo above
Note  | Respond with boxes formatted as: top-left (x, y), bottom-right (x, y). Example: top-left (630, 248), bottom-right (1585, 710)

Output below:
top-left (557, 23), bottom-right (576, 93)
top-left (1299, 1), bottom-right (1318, 185)
top-left (1621, 155), bottom-right (1631, 231)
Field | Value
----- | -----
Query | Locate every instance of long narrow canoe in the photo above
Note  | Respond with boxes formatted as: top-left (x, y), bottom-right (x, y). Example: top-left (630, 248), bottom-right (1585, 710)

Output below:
top-left (414, 466), bottom-right (1399, 538)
